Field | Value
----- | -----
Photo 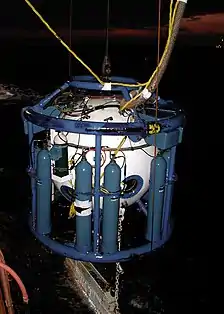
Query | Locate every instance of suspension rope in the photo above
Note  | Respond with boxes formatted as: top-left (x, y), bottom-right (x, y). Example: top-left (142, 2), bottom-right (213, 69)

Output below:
top-left (105, 0), bottom-right (110, 59)
top-left (120, 0), bottom-right (177, 110)
top-left (68, 0), bottom-right (73, 78)
top-left (102, 0), bottom-right (111, 78)
top-left (24, 0), bottom-right (176, 89)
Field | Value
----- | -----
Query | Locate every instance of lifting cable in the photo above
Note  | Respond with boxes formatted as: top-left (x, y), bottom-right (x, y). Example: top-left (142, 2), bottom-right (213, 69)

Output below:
top-left (105, 0), bottom-right (110, 62)
top-left (101, 0), bottom-right (111, 78)
top-left (68, 0), bottom-right (73, 79)
top-left (120, 0), bottom-right (176, 110)
top-left (24, 0), bottom-right (177, 93)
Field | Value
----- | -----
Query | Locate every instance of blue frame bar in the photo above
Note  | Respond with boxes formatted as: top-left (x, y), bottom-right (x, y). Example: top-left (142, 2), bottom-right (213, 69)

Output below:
top-left (93, 135), bottom-right (102, 252)
top-left (22, 75), bottom-right (185, 263)
top-left (23, 109), bottom-right (146, 136)
top-left (28, 214), bottom-right (170, 263)
top-left (27, 121), bottom-right (36, 228)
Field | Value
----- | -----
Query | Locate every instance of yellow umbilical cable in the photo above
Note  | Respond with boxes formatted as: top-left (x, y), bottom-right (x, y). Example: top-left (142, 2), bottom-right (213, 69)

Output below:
top-left (100, 136), bottom-right (127, 181)
top-left (113, 136), bottom-right (127, 157)
top-left (145, 0), bottom-right (177, 92)
top-left (24, 0), bottom-right (103, 85)
top-left (120, 0), bottom-right (177, 111)
top-left (169, 0), bottom-right (174, 36)
top-left (24, 0), bottom-right (145, 88)
top-left (24, 0), bottom-right (175, 89)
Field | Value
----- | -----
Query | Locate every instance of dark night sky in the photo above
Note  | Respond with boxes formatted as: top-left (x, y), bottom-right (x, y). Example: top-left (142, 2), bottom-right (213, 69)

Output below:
top-left (1, 0), bottom-right (223, 29)
top-left (0, 1), bottom-right (223, 45)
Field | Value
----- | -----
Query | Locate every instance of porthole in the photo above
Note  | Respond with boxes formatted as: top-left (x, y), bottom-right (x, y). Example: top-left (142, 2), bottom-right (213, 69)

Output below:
top-left (121, 175), bottom-right (143, 199)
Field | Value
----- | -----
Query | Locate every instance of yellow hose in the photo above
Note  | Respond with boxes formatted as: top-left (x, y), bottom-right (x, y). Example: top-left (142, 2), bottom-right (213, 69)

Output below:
top-left (24, 0), bottom-right (175, 89)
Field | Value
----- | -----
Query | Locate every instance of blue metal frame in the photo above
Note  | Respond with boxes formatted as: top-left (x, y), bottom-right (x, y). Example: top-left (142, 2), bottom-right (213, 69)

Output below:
top-left (22, 75), bottom-right (185, 263)
top-left (28, 215), bottom-right (172, 262)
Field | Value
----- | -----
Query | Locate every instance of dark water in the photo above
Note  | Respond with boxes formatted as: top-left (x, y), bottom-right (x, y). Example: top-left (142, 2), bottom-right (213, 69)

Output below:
top-left (0, 37), bottom-right (213, 313)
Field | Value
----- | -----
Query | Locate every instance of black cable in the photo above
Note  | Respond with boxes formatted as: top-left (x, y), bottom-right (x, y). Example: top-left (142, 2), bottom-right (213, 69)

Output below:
top-left (29, 137), bottom-right (35, 168)
top-left (57, 98), bottom-right (89, 169)
top-left (68, 0), bottom-right (73, 79)
top-left (140, 148), bottom-right (154, 158)
top-left (105, 0), bottom-right (110, 59)
top-left (102, 0), bottom-right (111, 78)
top-left (114, 154), bottom-right (126, 170)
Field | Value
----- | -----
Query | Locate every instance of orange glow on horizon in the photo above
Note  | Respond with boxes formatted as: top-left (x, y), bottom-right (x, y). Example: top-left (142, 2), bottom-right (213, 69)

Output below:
top-left (0, 13), bottom-right (223, 40)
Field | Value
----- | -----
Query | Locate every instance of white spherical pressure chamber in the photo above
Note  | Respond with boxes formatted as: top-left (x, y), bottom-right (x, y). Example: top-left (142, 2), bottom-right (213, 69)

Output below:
top-left (50, 97), bottom-right (157, 207)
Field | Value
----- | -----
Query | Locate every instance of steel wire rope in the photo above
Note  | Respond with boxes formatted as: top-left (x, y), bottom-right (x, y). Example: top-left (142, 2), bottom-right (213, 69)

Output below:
top-left (24, 0), bottom-right (176, 90)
